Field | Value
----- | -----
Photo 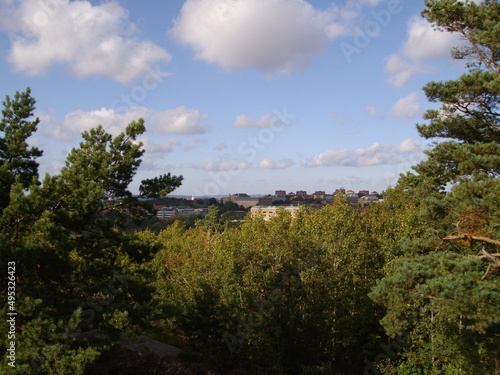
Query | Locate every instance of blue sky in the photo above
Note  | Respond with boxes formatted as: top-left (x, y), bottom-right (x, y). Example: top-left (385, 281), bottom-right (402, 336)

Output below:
top-left (0, 0), bottom-right (471, 197)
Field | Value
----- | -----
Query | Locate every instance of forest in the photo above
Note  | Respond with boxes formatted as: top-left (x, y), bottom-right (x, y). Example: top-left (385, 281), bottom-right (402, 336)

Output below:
top-left (0, 1), bottom-right (499, 374)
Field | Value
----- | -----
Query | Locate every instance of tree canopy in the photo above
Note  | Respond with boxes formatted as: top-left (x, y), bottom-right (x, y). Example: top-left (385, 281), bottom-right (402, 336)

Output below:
top-left (0, 1), bottom-right (498, 373)
top-left (0, 88), bottom-right (42, 209)
top-left (0, 90), bottom-right (183, 374)
top-left (371, 1), bottom-right (500, 373)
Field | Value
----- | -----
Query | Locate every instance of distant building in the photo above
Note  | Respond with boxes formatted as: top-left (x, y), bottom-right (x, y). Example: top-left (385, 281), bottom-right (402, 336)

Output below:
top-left (259, 195), bottom-right (274, 206)
top-left (223, 193), bottom-right (250, 204)
top-left (250, 206), bottom-right (301, 221)
top-left (177, 207), bottom-right (195, 215)
top-left (231, 194), bottom-right (273, 209)
top-left (296, 190), bottom-right (307, 197)
top-left (312, 191), bottom-right (326, 200)
top-left (358, 195), bottom-right (382, 208)
top-left (156, 207), bottom-right (178, 220)
top-left (358, 190), bottom-right (370, 196)
top-left (231, 196), bottom-right (258, 208)
top-left (155, 206), bottom-right (206, 220)
top-left (275, 190), bottom-right (286, 197)
top-left (233, 193), bottom-right (250, 198)
top-left (346, 195), bottom-right (359, 207)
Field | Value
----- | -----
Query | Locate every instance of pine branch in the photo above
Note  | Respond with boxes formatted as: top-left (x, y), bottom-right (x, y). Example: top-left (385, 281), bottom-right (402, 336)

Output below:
top-left (443, 234), bottom-right (500, 246)
top-left (461, 29), bottom-right (498, 76)
top-left (476, 249), bottom-right (500, 263)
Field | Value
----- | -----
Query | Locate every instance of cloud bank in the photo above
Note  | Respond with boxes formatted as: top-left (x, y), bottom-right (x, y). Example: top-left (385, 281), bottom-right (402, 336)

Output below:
top-left (385, 16), bottom-right (464, 87)
top-left (303, 139), bottom-right (424, 168)
top-left (258, 158), bottom-right (295, 169)
top-left (389, 92), bottom-right (423, 120)
top-left (43, 106), bottom-right (209, 141)
top-left (2, 0), bottom-right (171, 82)
top-left (171, 0), bottom-right (338, 75)
top-left (232, 113), bottom-right (285, 129)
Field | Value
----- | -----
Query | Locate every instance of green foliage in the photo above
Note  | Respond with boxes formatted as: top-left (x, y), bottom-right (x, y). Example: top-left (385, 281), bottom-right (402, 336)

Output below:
top-left (0, 299), bottom-right (101, 375)
top-left (0, 88), bottom-right (43, 209)
top-left (423, 0), bottom-right (500, 73)
top-left (0, 89), bottom-right (182, 374)
top-left (370, 254), bottom-right (500, 374)
top-left (1, 3), bottom-right (498, 373)
top-left (149, 201), bottom-right (391, 373)
top-left (139, 173), bottom-right (183, 199)
top-left (195, 205), bottom-right (227, 234)
top-left (371, 1), bottom-right (500, 374)
top-left (62, 121), bottom-right (144, 201)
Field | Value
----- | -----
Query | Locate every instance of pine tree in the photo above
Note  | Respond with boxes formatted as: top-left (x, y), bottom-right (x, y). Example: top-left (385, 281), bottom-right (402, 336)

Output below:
top-left (0, 88), bottom-right (43, 209)
top-left (0, 90), bottom-right (183, 374)
top-left (371, 1), bottom-right (500, 373)
top-left (396, 0), bottom-right (500, 251)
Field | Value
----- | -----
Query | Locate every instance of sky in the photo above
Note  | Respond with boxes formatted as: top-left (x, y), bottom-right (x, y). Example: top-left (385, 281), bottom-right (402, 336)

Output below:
top-left (0, 0), bottom-right (473, 197)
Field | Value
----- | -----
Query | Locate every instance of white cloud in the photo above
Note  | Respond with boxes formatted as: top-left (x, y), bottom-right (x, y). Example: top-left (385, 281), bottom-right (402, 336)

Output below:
top-left (191, 159), bottom-right (251, 172)
top-left (139, 157), bottom-right (177, 172)
top-left (44, 107), bottom-right (151, 141)
top-left (384, 54), bottom-right (426, 88)
top-left (43, 106), bottom-right (208, 141)
top-left (398, 138), bottom-right (422, 153)
top-left (2, 0), bottom-right (171, 82)
top-left (385, 16), bottom-right (464, 86)
top-left (402, 17), bottom-right (462, 61)
top-left (232, 113), bottom-right (284, 129)
top-left (258, 158), bottom-right (295, 169)
top-left (171, 0), bottom-right (336, 75)
top-left (389, 92), bottom-right (423, 120)
top-left (322, 0), bottom-right (389, 39)
top-left (361, 0), bottom-right (383, 5)
top-left (304, 139), bottom-right (423, 168)
top-left (324, 22), bottom-right (348, 39)
top-left (140, 136), bottom-right (180, 154)
top-left (152, 107), bottom-right (209, 135)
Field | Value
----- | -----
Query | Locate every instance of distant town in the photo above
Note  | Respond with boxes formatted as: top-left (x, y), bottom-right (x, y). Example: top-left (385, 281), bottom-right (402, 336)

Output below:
top-left (153, 189), bottom-right (383, 221)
